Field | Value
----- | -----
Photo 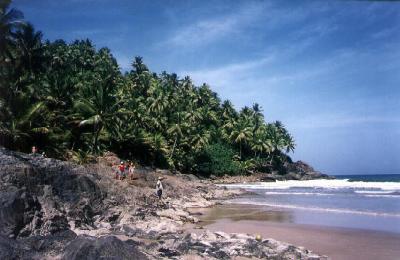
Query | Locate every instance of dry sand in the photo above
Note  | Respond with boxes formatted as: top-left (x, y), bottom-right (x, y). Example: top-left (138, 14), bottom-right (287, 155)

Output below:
top-left (188, 204), bottom-right (400, 260)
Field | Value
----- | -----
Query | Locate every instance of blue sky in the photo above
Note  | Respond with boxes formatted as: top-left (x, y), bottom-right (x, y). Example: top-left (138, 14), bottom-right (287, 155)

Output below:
top-left (13, 0), bottom-right (400, 175)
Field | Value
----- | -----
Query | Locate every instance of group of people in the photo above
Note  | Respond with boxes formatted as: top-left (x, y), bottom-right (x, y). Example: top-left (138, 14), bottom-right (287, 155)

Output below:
top-left (114, 160), bottom-right (164, 200)
top-left (115, 161), bottom-right (136, 180)
top-left (30, 146), bottom-right (164, 200)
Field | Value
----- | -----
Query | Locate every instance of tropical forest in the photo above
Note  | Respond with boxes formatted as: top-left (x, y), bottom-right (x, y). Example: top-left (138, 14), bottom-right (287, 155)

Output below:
top-left (0, 0), bottom-right (296, 176)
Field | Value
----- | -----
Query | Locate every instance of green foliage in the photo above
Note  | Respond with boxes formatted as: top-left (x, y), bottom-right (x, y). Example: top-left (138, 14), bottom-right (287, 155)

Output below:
top-left (0, 2), bottom-right (296, 175)
top-left (195, 143), bottom-right (241, 177)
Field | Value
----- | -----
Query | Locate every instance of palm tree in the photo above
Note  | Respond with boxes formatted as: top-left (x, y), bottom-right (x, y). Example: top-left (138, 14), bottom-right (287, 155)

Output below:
top-left (191, 130), bottom-right (211, 152)
top-left (229, 116), bottom-right (253, 159)
top-left (0, 100), bottom-right (47, 150)
top-left (0, 0), bottom-right (24, 62)
top-left (252, 103), bottom-right (264, 134)
top-left (251, 127), bottom-right (272, 158)
top-left (73, 82), bottom-right (120, 153)
top-left (13, 23), bottom-right (44, 76)
top-left (167, 113), bottom-right (183, 162)
top-left (221, 100), bottom-right (237, 120)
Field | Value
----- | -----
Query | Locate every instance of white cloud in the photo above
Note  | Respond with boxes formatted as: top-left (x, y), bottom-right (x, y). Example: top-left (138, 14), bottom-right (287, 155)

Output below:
top-left (164, 2), bottom-right (268, 48)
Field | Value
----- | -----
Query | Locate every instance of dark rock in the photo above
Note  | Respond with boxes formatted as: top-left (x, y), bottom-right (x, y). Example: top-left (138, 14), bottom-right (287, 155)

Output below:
top-left (158, 247), bottom-right (180, 257)
top-left (62, 235), bottom-right (148, 260)
top-left (0, 190), bottom-right (40, 238)
top-left (259, 176), bottom-right (276, 182)
top-left (0, 148), bottom-right (104, 237)
top-left (284, 161), bottom-right (334, 180)
top-left (0, 234), bottom-right (20, 259)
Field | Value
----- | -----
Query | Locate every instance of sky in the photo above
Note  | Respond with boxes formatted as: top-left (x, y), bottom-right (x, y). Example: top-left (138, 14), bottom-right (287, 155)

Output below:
top-left (13, 0), bottom-right (400, 175)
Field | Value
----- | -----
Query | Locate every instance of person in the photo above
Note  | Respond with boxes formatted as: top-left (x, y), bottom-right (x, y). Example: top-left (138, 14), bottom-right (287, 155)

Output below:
top-left (156, 177), bottom-right (163, 200)
top-left (113, 163), bottom-right (119, 180)
top-left (125, 161), bottom-right (130, 178)
top-left (118, 161), bottom-right (125, 180)
top-left (31, 146), bottom-right (37, 155)
top-left (129, 162), bottom-right (136, 180)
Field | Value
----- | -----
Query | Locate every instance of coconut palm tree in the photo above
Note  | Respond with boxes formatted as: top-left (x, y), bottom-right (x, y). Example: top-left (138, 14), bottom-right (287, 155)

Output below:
top-left (251, 126), bottom-right (272, 158)
top-left (229, 116), bottom-right (253, 160)
top-left (252, 103), bottom-right (264, 134)
top-left (73, 81), bottom-right (120, 153)
top-left (0, 0), bottom-right (24, 62)
top-left (167, 113), bottom-right (183, 161)
top-left (13, 23), bottom-right (44, 76)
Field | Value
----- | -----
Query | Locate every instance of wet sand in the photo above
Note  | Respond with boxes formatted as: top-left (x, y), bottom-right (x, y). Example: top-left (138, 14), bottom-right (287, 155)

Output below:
top-left (189, 204), bottom-right (400, 260)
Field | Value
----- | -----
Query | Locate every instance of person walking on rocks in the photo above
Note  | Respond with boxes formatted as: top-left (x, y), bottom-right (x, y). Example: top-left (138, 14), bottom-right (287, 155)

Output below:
top-left (129, 162), bottom-right (136, 180)
top-left (156, 177), bottom-right (163, 200)
top-left (118, 161), bottom-right (125, 180)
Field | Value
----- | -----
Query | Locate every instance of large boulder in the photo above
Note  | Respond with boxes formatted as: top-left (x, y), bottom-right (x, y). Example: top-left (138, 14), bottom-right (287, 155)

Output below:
top-left (284, 161), bottom-right (333, 180)
top-left (0, 190), bottom-right (40, 238)
top-left (62, 235), bottom-right (148, 260)
top-left (0, 147), bottom-right (105, 237)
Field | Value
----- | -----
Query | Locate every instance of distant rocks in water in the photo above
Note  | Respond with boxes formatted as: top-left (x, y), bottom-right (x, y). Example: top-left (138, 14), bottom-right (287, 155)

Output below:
top-left (214, 160), bottom-right (333, 184)
top-left (283, 160), bottom-right (333, 180)
top-left (0, 147), bottom-right (326, 259)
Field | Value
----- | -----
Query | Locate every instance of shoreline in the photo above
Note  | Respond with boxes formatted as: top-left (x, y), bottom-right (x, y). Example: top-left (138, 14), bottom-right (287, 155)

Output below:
top-left (189, 203), bottom-right (400, 260)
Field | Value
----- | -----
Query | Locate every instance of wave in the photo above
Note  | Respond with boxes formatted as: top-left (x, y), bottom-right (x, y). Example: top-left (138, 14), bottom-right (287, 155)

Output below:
top-left (222, 179), bottom-right (400, 191)
top-left (364, 194), bottom-right (400, 198)
top-left (228, 201), bottom-right (400, 217)
top-left (354, 190), bottom-right (396, 194)
top-left (265, 191), bottom-right (334, 196)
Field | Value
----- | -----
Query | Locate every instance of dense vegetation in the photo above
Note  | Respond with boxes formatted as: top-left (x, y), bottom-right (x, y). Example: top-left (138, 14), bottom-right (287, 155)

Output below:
top-left (0, 1), bottom-right (295, 176)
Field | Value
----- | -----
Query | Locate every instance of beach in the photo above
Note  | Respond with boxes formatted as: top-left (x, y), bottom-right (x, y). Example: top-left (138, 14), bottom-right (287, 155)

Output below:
top-left (190, 204), bottom-right (400, 260)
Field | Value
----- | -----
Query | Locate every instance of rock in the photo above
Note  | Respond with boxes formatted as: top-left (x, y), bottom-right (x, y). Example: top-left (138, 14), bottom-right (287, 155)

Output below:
top-left (177, 173), bottom-right (199, 182)
top-left (0, 190), bottom-right (40, 238)
top-left (62, 235), bottom-right (148, 260)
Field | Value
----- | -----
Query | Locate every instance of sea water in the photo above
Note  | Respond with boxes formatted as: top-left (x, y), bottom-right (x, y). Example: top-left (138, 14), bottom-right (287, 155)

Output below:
top-left (223, 174), bottom-right (400, 234)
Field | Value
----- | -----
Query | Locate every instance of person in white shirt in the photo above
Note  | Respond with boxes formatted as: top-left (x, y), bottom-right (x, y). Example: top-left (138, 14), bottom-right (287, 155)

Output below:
top-left (129, 162), bottom-right (135, 180)
top-left (156, 177), bottom-right (163, 200)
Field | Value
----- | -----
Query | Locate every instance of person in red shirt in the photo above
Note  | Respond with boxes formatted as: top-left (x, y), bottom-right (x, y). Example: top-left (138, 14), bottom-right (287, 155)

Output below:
top-left (118, 161), bottom-right (125, 180)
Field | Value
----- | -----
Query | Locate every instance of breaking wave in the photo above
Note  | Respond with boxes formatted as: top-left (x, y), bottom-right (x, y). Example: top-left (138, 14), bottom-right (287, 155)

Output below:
top-left (222, 179), bottom-right (400, 191)
top-left (264, 191), bottom-right (334, 196)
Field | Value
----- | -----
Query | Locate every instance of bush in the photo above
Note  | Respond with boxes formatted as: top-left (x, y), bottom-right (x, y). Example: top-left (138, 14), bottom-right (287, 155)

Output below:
top-left (195, 143), bottom-right (241, 177)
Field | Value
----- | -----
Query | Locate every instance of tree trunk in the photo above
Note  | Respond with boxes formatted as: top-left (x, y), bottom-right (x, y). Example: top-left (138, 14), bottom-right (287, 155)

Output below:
top-left (239, 139), bottom-right (242, 160)
top-left (93, 125), bottom-right (102, 154)
top-left (169, 136), bottom-right (177, 160)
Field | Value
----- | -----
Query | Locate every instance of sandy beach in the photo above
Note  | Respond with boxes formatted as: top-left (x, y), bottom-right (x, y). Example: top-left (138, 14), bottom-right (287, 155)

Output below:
top-left (189, 204), bottom-right (400, 260)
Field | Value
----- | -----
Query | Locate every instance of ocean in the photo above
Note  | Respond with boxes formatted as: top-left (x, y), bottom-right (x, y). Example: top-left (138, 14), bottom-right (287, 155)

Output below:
top-left (223, 174), bottom-right (400, 234)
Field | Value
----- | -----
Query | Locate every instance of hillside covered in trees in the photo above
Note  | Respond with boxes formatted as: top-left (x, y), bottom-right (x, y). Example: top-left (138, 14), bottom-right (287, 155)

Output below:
top-left (0, 1), bottom-right (296, 176)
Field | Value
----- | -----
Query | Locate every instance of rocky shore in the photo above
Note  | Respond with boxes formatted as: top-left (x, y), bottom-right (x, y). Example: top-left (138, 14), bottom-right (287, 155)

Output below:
top-left (213, 161), bottom-right (333, 184)
top-left (0, 147), bottom-right (327, 259)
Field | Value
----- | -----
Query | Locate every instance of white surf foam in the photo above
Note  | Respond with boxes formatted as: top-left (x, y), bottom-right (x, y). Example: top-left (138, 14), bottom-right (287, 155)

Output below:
top-left (228, 201), bottom-right (400, 217)
top-left (222, 179), bottom-right (400, 191)
top-left (364, 194), bottom-right (400, 198)
top-left (354, 190), bottom-right (395, 194)
top-left (265, 191), bottom-right (334, 196)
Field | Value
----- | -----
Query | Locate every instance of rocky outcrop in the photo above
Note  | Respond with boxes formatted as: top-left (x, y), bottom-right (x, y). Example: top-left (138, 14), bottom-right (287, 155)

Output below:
top-left (62, 235), bottom-right (148, 260)
top-left (0, 147), bottom-right (104, 238)
top-left (0, 147), bottom-right (326, 259)
top-left (153, 231), bottom-right (326, 259)
top-left (214, 161), bottom-right (333, 184)
top-left (283, 161), bottom-right (333, 180)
